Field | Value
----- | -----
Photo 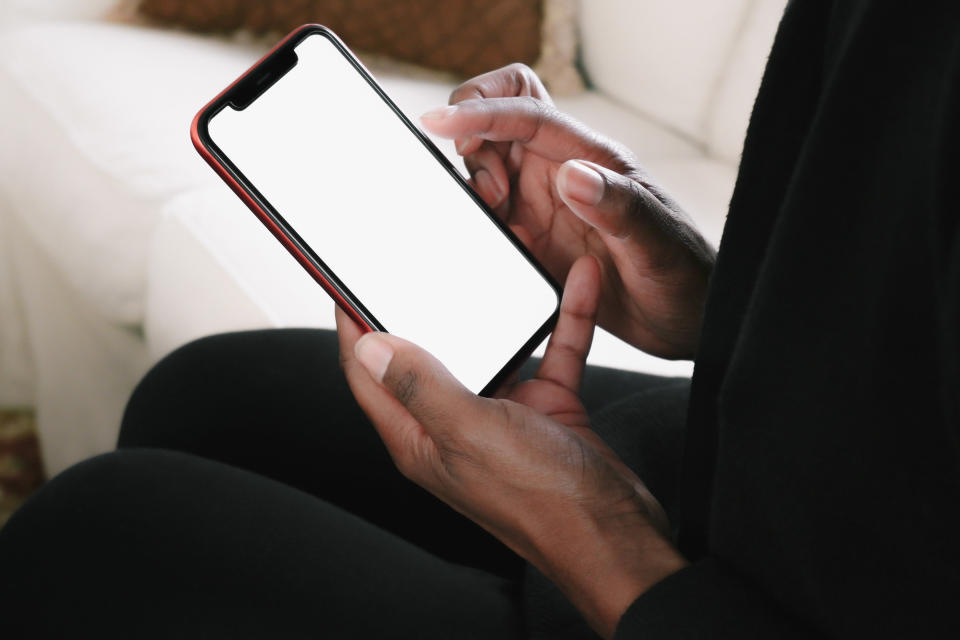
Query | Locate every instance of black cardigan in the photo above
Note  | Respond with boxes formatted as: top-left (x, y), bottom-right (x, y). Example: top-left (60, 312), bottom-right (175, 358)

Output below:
top-left (616, 1), bottom-right (960, 637)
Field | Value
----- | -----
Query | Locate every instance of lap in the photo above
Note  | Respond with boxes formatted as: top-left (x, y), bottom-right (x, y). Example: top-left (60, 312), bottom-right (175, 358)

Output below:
top-left (118, 329), bottom-right (689, 577)
top-left (89, 328), bottom-right (690, 638)
top-left (0, 448), bottom-right (522, 639)
top-left (0, 329), bottom-right (689, 639)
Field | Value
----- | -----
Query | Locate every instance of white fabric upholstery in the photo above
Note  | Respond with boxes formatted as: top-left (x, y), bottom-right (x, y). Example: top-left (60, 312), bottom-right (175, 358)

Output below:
top-left (705, 0), bottom-right (787, 163)
top-left (6, 214), bottom-right (149, 476)
top-left (580, 0), bottom-right (751, 141)
top-left (0, 209), bottom-right (34, 406)
top-left (0, 23), bottom-right (274, 323)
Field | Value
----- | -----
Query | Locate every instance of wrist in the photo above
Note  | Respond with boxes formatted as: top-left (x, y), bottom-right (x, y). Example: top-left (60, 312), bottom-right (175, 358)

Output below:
top-left (525, 497), bottom-right (688, 639)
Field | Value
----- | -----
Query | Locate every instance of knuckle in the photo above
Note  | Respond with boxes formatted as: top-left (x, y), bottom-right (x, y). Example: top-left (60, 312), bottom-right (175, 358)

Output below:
top-left (506, 62), bottom-right (539, 93)
top-left (626, 177), bottom-right (646, 204)
top-left (449, 84), bottom-right (471, 104)
top-left (507, 61), bottom-right (534, 87)
top-left (387, 360), bottom-right (456, 427)
top-left (552, 338), bottom-right (585, 360)
top-left (519, 96), bottom-right (551, 141)
top-left (623, 179), bottom-right (650, 226)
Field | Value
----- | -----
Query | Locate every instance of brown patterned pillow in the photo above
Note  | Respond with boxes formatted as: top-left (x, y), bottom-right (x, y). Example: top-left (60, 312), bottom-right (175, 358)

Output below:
top-left (135, 0), bottom-right (573, 85)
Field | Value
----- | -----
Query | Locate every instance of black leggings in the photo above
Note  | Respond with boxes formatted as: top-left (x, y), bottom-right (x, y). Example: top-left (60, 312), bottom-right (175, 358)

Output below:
top-left (0, 329), bottom-right (689, 639)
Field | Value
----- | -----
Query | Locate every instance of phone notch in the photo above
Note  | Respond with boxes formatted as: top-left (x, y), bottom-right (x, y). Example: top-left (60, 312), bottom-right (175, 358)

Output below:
top-left (230, 48), bottom-right (299, 111)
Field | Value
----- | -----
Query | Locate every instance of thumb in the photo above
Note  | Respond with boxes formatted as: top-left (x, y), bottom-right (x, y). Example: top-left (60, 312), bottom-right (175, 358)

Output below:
top-left (353, 332), bottom-right (498, 437)
top-left (556, 159), bottom-right (673, 244)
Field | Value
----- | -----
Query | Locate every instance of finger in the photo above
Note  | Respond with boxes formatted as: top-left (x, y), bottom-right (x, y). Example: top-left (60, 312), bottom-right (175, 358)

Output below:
top-left (491, 368), bottom-right (520, 399)
top-left (533, 255), bottom-right (601, 394)
top-left (463, 145), bottom-right (509, 208)
top-left (420, 97), bottom-right (623, 166)
top-left (555, 159), bottom-right (696, 266)
top-left (456, 136), bottom-right (513, 158)
top-left (335, 307), bottom-right (428, 467)
top-left (335, 304), bottom-right (365, 368)
top-left (508, 223), bottom-right (534, 250)
top-left (449, 62), bottom-right (552, 105)
top-left (454, 136), bottom-right (483, 156)
top-left (352, 331), bottom-right (501, 439)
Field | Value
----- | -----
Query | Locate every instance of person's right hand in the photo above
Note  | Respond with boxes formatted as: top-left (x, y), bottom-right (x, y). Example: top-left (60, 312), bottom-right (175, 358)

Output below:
top-left (420, 64), bottom-right (716, 359)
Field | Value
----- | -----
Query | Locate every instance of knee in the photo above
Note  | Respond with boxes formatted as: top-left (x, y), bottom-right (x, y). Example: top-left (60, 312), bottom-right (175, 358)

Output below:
top-left (118, 329), bottom-right (341, 448)
top-left (0, 450), bottom-right (160, 571)
top-left (0, 449), bottom-right (218, 629)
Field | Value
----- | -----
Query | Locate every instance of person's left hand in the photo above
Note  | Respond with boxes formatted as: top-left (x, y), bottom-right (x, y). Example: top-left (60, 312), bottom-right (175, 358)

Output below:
top-left (335, 256), bottom-right (688, 638)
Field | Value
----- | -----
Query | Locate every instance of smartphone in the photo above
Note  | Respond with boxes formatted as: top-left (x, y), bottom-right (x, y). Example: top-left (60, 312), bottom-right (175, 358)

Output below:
top-left (191, 25), bottom-right (560, 395)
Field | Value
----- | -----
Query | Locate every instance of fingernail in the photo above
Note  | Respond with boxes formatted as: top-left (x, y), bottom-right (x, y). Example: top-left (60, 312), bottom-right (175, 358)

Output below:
top-left (476, 169), bottom-right (505, 206)
top-left (560, 160), bottom-right (604, 206)
top-left (420, 105), bottom-right (459, 121)
top-left (455, 137), bottom-right (471, 154)
top-left (355, 333), bottom-right (394, 383)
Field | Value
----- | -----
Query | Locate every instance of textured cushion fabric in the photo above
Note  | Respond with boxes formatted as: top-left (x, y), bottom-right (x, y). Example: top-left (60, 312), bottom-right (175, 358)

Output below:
top-left (137, 0), bottom-right (543, 79)
top-left (580, 0), bottom-right (751, 143)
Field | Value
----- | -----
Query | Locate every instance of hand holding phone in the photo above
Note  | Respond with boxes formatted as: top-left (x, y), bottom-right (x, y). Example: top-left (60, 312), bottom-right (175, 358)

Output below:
top-left (192, 26), bottom-right (561, 394)
top-left (420, 64), bottom-right (716, 361)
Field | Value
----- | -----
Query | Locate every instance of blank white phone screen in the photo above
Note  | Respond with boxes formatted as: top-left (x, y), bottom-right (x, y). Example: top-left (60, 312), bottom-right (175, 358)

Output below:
top-left (207, 33), bottom-right (559, 393)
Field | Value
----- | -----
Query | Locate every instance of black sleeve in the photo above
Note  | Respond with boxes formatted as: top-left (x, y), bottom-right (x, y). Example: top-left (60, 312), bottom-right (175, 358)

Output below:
top-left (612, 558), bottom-right (820, 639)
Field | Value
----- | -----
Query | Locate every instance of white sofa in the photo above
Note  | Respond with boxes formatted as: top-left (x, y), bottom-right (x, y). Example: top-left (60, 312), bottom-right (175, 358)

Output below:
top-left (0, 0), bottom-right (784, 475)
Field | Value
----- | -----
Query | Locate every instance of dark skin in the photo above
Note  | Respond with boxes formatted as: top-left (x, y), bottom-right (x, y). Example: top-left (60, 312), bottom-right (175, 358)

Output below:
top-left (424, 63), bottom-right (716, 359)
top-left (336, 64), bottom-right (714, 638)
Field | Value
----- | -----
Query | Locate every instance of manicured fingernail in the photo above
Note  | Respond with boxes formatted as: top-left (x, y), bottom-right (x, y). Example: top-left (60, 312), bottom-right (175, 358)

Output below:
top-left (355, 333), bottom-right (394, 383)
top-left (420, 105), bottom-right (459, 121)
top-left (455, 137), bottom-right (471, 154)
top-left (560, 160), bottom-right (604, 206)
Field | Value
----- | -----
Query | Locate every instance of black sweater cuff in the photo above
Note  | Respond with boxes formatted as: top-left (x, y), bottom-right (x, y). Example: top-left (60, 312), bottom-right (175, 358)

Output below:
top-left (612, 557), bottom-right (820, 639)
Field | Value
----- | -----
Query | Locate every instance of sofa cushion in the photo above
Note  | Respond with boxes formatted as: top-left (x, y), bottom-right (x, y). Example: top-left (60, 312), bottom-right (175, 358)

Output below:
top-left (579, 0), bottom-right (751, 144)
top-left (0, 22), bottom-right (270, 323)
